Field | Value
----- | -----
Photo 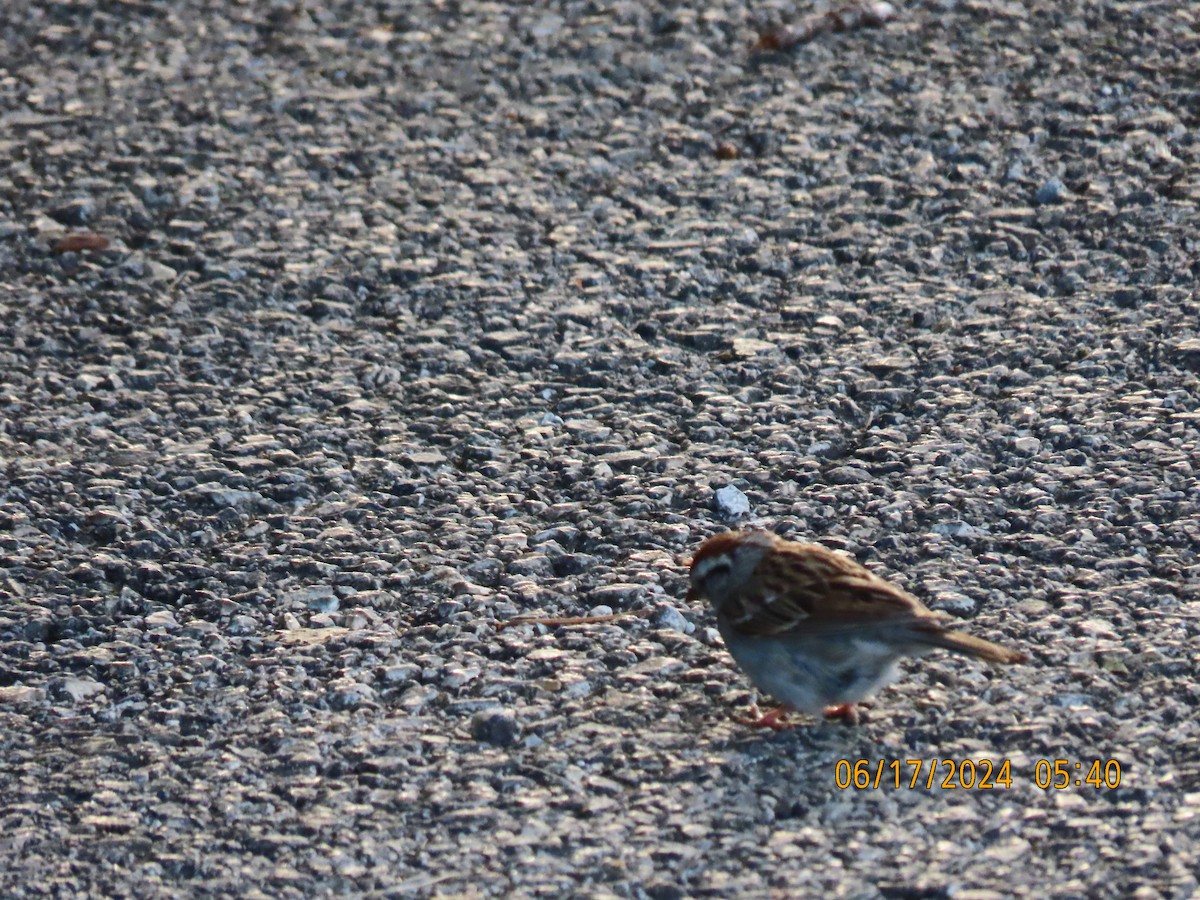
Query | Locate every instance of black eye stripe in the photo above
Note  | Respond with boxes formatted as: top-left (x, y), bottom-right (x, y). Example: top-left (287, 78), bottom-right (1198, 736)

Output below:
top-left (697, 558), bottom-right (732, 580)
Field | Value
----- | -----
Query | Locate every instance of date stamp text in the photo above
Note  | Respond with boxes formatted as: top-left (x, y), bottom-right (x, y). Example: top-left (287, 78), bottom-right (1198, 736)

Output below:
top-left (834, 758), bottom-right (1122, 790)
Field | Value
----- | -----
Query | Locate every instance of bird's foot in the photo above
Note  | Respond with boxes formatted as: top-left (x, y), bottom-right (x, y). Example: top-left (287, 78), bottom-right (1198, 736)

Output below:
top-left (823, 703), bottom-right (861, 725)
top-left (736, 704), bottom-right (795, 730)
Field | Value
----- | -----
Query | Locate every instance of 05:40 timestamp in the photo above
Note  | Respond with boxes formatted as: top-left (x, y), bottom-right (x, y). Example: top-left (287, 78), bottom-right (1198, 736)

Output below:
top-left (1033, 758), bottom-right (1122, 790)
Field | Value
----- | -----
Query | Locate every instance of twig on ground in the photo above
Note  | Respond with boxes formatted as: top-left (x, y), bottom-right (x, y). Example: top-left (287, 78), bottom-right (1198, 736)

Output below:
top-left (496, 609), bottom-right (654, 630)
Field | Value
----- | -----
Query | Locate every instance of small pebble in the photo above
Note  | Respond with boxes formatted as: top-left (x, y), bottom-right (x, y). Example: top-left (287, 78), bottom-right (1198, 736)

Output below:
top-left (327, 680), bottom-right (377, 710)
top-left (471, 710), bottom-right (521, 747)
top-left (1035, 177), bottom-right (1066, 204)
top-left (1013, 436), bottom-right (1042, 454)
top-left (652, 603), bottom-right (695, 634)
top-left (713, 484), bottom-right (751, 520)
top-left (931, 521), bottom-right (982, 539)
top-left (930, 592), bottom-right (976, 616)
top-left (55, 678), bottom-right (106, 703)
top-left (144, 609), bottom-right (180, 629)
top-left (383, 664), bottom-right (421, 684)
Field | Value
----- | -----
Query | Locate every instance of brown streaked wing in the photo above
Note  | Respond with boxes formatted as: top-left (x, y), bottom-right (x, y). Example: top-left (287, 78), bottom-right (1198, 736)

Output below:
top-left (724, 542), bottom-right (936, 636)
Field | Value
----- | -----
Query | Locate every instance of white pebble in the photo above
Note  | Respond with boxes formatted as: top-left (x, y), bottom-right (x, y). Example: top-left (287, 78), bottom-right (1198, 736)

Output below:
top-left (714, 484), bottom-right (750, 520)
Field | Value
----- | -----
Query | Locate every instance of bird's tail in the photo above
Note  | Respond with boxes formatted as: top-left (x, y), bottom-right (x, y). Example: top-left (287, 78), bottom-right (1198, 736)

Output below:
top-left (915, 624), bottom-right (1028, 664)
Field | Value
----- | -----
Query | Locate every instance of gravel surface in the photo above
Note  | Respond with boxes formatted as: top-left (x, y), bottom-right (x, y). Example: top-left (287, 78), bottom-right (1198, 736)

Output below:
top-left (2, 1), bottom-right (1199, 897)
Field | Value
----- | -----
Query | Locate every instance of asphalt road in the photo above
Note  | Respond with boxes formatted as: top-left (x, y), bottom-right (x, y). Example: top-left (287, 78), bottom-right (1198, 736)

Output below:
top-left (1, 1), bottom-right (1198, 897)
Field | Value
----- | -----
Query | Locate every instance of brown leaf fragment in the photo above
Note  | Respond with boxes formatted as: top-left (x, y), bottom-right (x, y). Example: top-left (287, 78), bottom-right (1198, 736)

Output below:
top-left (52, 233), bottom-right (110, 253)
top-left (753, 1), bottom-right (898, 52)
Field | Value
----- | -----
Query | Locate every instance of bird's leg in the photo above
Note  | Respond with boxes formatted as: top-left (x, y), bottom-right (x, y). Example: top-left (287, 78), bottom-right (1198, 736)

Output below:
top-left (736, 704), bottom-right (795, 730)
top-left (823, 703), bottom-right (861, 725)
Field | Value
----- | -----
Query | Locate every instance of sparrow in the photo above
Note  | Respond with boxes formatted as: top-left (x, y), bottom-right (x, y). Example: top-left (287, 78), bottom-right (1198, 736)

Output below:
top-left (687, 530), bottom-right (1028, 727)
